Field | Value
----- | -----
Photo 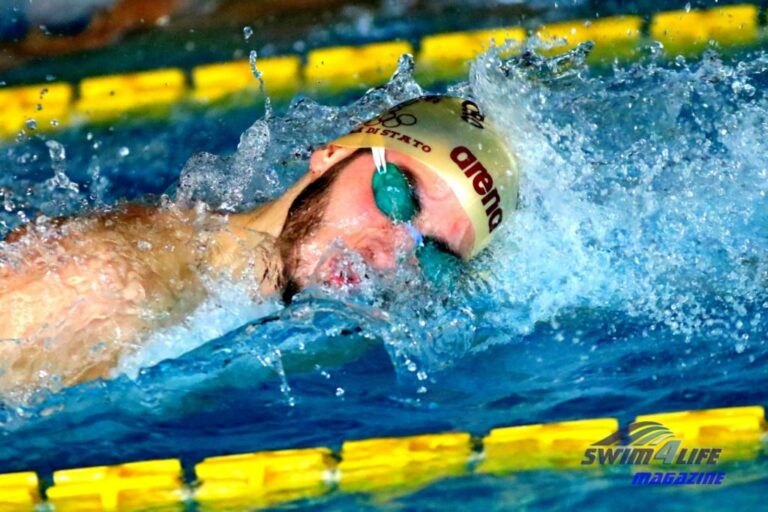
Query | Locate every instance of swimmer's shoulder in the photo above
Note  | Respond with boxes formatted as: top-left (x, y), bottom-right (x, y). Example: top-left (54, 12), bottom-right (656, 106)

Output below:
top-left (2, 203), bottom-right (181, 244)
top-left (202, 215), bottom-right (283, 295)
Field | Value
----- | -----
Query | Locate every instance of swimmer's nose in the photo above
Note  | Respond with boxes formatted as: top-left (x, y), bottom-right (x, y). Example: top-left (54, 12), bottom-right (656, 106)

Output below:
top-left (356, 225), bottom-right (415, 270)
top-left (357, 236), bottom-right (397, 269)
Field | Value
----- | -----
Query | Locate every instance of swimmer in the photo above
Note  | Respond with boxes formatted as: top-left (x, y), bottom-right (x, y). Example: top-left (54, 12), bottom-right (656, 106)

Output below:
top-left (0, 96), bottom-right (518, 393)
top-left (1, 0), bottom-right (182, 71)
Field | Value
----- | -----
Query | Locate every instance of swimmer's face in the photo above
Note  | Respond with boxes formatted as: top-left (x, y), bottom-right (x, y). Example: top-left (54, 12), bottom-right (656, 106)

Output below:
top-left (278, 146), bottom-right (475, 290)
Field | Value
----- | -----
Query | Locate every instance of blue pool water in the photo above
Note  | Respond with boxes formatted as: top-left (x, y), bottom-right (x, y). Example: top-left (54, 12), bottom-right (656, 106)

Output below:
top-left (1, 41), bottom-right (767, 509)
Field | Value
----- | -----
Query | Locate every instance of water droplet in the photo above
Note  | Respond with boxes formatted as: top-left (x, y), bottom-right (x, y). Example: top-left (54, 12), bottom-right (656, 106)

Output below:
top-left (684, 2), bottom-right (692, 12)
top-left (118, 147), bottom-right (130, 157)
top-left (249, 50), bottom-right (262, 81)
top-left (49, 119), bottom-right (59, 127)
top-left (45, 140), bottom-right (66, 162)
top-left (137, 240), bottom-right (152, 251)
top-left (243, 26), bottom-right (253, 41)
top-left (335, 387), bottom-right (345, 397)
top-left (25, 119), bottom-right (37, 130)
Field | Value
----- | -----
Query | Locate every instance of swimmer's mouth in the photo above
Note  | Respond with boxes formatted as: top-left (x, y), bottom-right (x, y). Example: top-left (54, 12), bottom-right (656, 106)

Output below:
top-left (323, 257), bottom-right (361, 287)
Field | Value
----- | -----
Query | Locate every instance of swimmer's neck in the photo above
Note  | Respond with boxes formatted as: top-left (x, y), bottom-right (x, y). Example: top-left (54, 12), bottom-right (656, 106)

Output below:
top-left (228, 171), bottom-right (314, 237)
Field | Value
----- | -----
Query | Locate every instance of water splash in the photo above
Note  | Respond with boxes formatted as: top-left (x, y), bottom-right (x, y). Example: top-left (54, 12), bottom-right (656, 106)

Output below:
top-left (177, 54), bottom-right (423, 211)
top-left (465, 44), bottom-right (767, 355)
top-left (114, 277), bottom-right (282, 380)
top-left (44, 140), bottom-right (78, 195)
top-left (1, 44), bottom-right (767, 421)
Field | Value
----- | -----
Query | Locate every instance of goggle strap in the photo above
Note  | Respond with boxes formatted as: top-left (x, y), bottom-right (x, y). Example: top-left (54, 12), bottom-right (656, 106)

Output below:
top-left (371, 146), bottom-right (424, 246)
top-left (372, 146), bottom-right (387, 173)
top-left (405, 222), bottom-right (423, 247)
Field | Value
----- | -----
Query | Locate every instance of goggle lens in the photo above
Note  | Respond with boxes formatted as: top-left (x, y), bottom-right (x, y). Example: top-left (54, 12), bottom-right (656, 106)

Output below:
top-left (372, 162), bottom-right (418, 222)
top-left (370, 155), bottom-right (462, 284)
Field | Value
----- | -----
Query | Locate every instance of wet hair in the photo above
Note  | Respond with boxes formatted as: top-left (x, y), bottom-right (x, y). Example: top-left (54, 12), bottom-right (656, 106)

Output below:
top-left (278, 149), bottom-right (367, 303)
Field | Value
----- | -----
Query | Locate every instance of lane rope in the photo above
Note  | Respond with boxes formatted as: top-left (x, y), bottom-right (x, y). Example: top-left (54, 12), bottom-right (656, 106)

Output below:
top-left (0, 4), bottom-right (763, 138)
top-left (0, 405), bottom-right (765, 510)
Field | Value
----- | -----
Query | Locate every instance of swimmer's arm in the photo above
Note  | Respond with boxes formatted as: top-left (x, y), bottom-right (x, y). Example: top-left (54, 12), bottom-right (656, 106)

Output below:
top-left (0, 205), bottom-right (206, 388)
top-left (0, 204), bottom-right (285, 391)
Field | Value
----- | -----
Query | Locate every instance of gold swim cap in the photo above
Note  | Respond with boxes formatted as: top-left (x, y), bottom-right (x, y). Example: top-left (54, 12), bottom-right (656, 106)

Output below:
top-left (331, 95), bottom-right (519, 258)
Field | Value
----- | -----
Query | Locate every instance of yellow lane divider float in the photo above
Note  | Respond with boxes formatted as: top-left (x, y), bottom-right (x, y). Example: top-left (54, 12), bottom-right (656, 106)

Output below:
top-left (338, 432), bottom-right (472, 496)
top-left (650, 4), bottom-right (760, 54)
top-left (637, 404), bottom-right (766, 462)
top-left (417, 26), bottom-right (526, 82)
top-left (535, 15), bottom-right (643, 59)
top-left (0, 405), bottom-right (765, 511)
top-left (46, 459), bottom-right (184, 512)
top-left (195, 447), bottom-right (334, 508)
top-left (75, 68), bottom-right (186, 123)
top-left (0, 82), bottom-right (73, 137)
top-left (0, 3), bottom-right (764, 140)
top-left (0, 472), bottom-right (39, 510)
top-left (191, 55), bottom-right (302, 103)
top-left (479, 417), bottom-right (619, 473)
top-left (306, 40), bottom-right (414, 92)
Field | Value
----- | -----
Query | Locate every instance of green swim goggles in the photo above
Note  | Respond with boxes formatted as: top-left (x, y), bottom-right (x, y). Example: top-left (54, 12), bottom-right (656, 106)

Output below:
top-left (369, 147), bottom-right (462, 284)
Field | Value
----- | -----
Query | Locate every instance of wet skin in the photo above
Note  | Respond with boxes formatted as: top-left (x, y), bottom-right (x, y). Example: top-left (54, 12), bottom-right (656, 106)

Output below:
top-left (275, 145), bottom-right (475, 288)
top-left (0, 145), bottom-right (474, 392)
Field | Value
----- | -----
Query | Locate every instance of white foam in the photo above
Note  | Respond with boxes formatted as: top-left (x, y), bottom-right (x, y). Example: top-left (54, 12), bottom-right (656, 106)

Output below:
top-left (113, 279), bottom-right (281, 380)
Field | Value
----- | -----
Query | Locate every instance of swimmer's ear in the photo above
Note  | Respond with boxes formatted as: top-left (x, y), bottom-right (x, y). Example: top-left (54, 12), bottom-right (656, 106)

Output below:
top-left (309, 144), bottom-right (358, 177)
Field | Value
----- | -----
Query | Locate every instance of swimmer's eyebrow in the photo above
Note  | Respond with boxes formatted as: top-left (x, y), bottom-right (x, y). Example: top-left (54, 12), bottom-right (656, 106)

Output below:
top-left (397, 164), bottom-right (462, 259)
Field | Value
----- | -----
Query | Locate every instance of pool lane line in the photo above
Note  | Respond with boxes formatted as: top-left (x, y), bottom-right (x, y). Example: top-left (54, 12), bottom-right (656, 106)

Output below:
top-left (0, 3), bottom-right (765, 141)
top-left (305, 40), bottom-right (415, 92)
top-left (0, 405), bottom-right (764, 510)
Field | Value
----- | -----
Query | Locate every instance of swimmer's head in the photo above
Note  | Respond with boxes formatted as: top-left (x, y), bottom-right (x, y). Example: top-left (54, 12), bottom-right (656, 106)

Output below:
top-left (333, 96), bottom-right (519, 256)
top-left (277, 96), bottom-right (519, 292)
